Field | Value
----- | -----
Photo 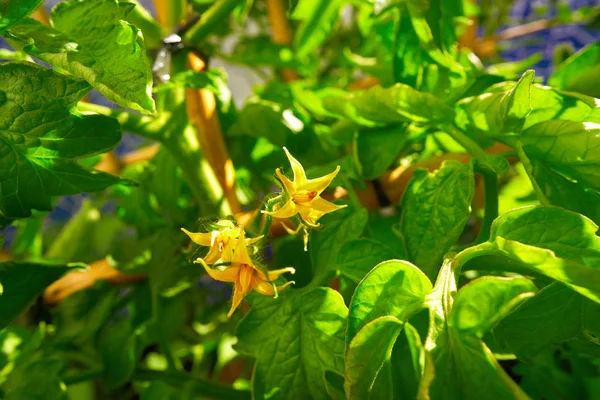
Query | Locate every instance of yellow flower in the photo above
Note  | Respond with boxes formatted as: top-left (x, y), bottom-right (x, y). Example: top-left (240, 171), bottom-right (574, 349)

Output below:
top-left (194, 230), bottom-right (295, 317)
top-left (265, 147), bottom-right (346, 227)
top-left (181, 225), bottom-right (262, 265)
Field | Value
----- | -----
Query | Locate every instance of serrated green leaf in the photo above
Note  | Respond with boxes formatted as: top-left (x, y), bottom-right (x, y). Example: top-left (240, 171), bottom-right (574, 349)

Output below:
top-left (0, 62), bottom-right (123, 218)
top-left (520, 120), bottom-right (600, 192)
top-left (337, 238), bottom-right (397, 284)
top-left (293, 0), bottom-right (345, 59)
top-left (399, 160), bottom-right (474, 280)
top-left (0, 0), bottom-right (42, 31)
top-left (0, 261), bottom-right (80, 329)
top-left (236, 288), bottom-right (347, 400)
top-left (322, 84), bottom-right (455, 126)
top-left (310, 204), bottom-right (368, 282)
top-left (7, 0), bottom-right (155, 113)
top-left (549, 42), bottom-right (600, 98)
top-left (455, 70), bottom-right (534, 137)
top-left (345, 316), bottom-right (403, 400)
top-left (347, 260), bottom-right (431, 343)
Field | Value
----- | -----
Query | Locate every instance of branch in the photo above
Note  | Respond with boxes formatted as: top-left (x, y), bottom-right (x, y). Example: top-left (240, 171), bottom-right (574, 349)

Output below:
top-left (186, 52), bottom-right (241, 213)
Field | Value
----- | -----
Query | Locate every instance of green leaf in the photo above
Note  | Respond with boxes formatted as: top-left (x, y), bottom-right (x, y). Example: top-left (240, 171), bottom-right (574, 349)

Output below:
top-left (521, 157), bottom-right (600, 224)
top-left (449, 276), bottom-right (537, 338)
top-left (549, 42), bottom-right (600, 98)
top-left (322, 84), bottom-right (455, 126)
top-left (7, 0), bottom-right (155, 113)
top-left (0, 0), bottom-right (42, 31)
top-left (354, 124), bottom-right (407, 179)
top-left (345, 316), bottom-right (403, 400)
top-left (100, 316), bottom-right (137, 388)
top-left (0, 62), bottom-right (123, 218)
top-left (293, 0), bottom-right (345, 59)
top-left (456, 70), bottom-right (534, 137)
top-left (231, 100), bottom-right (302, 146)
top-left (0, 261), bottom-right (79, 329)
top-left (468, 206), bottom-right (600, 303)
top-left (493, 283), bottom-right (585, 358)
top-left (337, 238), bottom-right (397, 284)
top-left (347, 260), bottom-right (431, 343)
top-left (310, 204), bottom-right (368, 282)
top-left (423, 276), bottom-right (535, 400)
top-left (520, 120), bottom-right (600, 192)
top-left (53, 282), bottom-right (118, 346)
top-left (236, 288), bottom-right (347, 400)
top-left (3, 357), bottom-right (67, 400)
top-left (120, 0), bottom-right (162, 50)
top-left (524, 84), bottom-right (600, 129)
top-left (398, 160), bottom-right (474, 280)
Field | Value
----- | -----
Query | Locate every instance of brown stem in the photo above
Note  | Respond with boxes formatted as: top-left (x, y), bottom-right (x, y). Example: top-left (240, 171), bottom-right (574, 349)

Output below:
top-left (186, 52), bottom-right (241, 213)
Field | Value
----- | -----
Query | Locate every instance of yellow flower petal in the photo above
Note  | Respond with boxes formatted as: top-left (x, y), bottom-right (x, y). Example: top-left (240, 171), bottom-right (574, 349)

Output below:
top-left (264, 199), bottom-right (297, 219)
top-left (253, 279), bottom-right (296, 296)
top-left (310, 196), bottom-right (347, 214)
top-left (300, 165), bottom-right (341, 195)
top-left (283, 147), bottom-right (308, 186)
top-left (181, 228), bottom-right (213, 246)
top-left (276, 167), bottom-right (296, 195)
top-left (194, 258), bottom-right (239, 283)
top-left (228, 264), bottom-right (255, 318)
top-left (231, 229), bottom-right (254, 266)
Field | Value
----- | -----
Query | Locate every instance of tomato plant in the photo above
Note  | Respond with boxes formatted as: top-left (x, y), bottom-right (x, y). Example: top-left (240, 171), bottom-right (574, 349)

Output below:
top-left (1, 0), bottom-right (600, 399)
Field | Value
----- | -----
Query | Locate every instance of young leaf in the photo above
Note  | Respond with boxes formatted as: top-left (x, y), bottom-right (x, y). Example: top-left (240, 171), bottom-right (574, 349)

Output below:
top-left (293, 0), bottom-right (345, 59)
top-left (0, 261), bottom-right (81, 329)
top-left (0, 0), bottom-right (42, 31)
top-left (345, 316), bottom-right (403, 400)
top-left (423, 276), bottom-right (535, 400)
top-left (467, 206), bottom-right (600, 303)
top-left (0, 62), bottom-right (123, 218)
top-left (236, 288), bottom-right (347, 400)
top-left (520, 120), bottom-right (600, 192)
top-left (7, 0), bottom-right (155, 113)
top-left (347, 260), bottom-right (431, 343)
top-left (549, 42), bottom-right (600, 98)
top-left (398, 160), bottom-right (474, 280)
top-left (455, 70), bottom-right (534, 137)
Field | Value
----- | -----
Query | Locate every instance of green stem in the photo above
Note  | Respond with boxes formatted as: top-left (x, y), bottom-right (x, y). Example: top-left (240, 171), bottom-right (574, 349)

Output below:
top-left (77, 102), bottom-right (167, 141)
top-left (183, 0), bottom-right (243, 44)
top-left (474, 166), bottom-right (499, 244)
top-left (342, 177), bottom-right (361, 210)
top-left (133, 368), bottom-right (252, 400)
top-left (162, 125), bottom-right (229, 216)
top-left (444, 125), bottom-right (489, 160)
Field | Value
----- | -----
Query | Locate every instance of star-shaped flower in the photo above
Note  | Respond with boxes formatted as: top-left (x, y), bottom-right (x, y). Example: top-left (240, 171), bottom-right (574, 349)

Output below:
top-left (194, 229), bottom-right (295, 317)
top-left (265, 147), bottom-right (346, 227)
